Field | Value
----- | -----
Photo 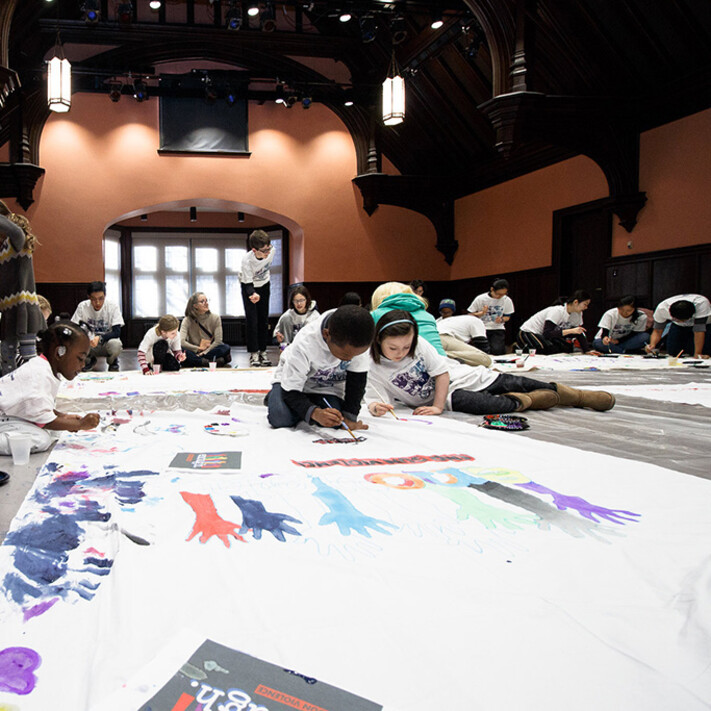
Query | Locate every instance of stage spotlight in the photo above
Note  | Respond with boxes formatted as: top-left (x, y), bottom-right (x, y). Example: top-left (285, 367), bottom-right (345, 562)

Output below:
top-left (132, 78), bottom-right (148, 102)
top-left (226, 4), bottom-right (242, 30)
top-left (274, 83), bottom-right (285, 104)
top-left (81, 0), bottom-right (100, 24)
top-left (301, 96), bottom-right (312, 109)
top-left (140, 214), bottom-right (148, 222)
top-left (339, 10), bottom-right (352, 22)
top-left (359, 16), bottom-right (377, 43)
top-left (261, 2), bottom-right (276, 31)
top-left (431, 12), bottom-right (443, 29)
top-left (149, 0), bottom-right (161, 8)
top-left (190, 206), bottom-right (197, 223)
top-left (391, 15), bottom-right (407, 45)
top-left (108, 81), bottom-right (122, 102)
top-left (238, 211), bottom-right (245, 223)
top-left (117, 2), bottom-right (133, 25)
top-left (247, 1), bottom-right (259, 17)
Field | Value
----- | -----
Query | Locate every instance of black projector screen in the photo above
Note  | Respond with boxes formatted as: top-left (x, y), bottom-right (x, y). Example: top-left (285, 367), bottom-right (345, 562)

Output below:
top-left (159, 86), bottom-right (249, 155)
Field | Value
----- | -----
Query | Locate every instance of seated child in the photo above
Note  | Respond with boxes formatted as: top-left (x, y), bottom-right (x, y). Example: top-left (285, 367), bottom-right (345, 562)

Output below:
top-left (367, 311), bottom-right (615, 418)
top-left (516, 291), bottom-right (598, 355)
top-left (0, 321), bottom-right (100, 456)
top-left (436, 298), bottom-right (492, 367)
top-left (266, 305), bottom-right (375, 430)
top-left (137, 315), bottom-right (186, 374)
top-left (592, 296), bottom-right (649, 354)
top-left (274, 285), bottom-right (320, 348)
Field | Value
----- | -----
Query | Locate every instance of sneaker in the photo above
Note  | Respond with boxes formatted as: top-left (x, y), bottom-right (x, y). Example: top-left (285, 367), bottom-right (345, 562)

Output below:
top-left (258, 350), bottom-right (272, 367)
top-left (108, 361), bottom-right (120, 372)
top-left (82, 355), bottom-right (97, 372)
top-left (249, 353), bottom-right (260, 367)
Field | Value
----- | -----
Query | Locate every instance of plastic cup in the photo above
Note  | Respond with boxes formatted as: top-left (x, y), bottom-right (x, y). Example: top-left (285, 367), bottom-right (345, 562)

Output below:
top-left (528, 348), bottom-right (536, 356)
top-left (514, 348), bottom-right (523, 356)
top-left (209, 361), bottom-right (217, 371)
top-left (7, 432), bottom-right (31, 466)
top-left (153, 364), bottom-right (161, 374)
top-left (516, 359), bottom-right (525, 368)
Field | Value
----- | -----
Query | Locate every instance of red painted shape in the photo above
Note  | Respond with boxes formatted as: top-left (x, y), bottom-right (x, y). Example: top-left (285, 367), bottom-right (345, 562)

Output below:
top-left (170, 692), bottom-right (196, 711)
top-left (180, 491), bottom-right (246, 548)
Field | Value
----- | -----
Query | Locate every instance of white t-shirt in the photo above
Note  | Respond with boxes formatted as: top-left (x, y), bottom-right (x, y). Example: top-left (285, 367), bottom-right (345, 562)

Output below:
top-left (436, 314), bottom-right (487, 342)
top-left (652, 294), bottom-right (711, 329)
top-left (595, 308), bottom-right (648, 341)
top-left (367, 338), bottom-right (498, 410)
top-left (520, 305), bottom-right (583, 335)
top-left (137, 328), bottom-right (182, 366)
top-left (0, 356), bottom-right (60, 425)
top-left (72, 299), bottom-right (124, 337)
top-left (467, 292), bottom-right (515, 331)
top-left (239, 249), bottom-right (274, 287)
top-left (273, 310), bottom-right (370, 399)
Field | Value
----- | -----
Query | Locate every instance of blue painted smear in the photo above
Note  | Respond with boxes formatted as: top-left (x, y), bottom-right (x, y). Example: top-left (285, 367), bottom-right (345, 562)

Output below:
top-left (229, 496), bottom-right (302, 542)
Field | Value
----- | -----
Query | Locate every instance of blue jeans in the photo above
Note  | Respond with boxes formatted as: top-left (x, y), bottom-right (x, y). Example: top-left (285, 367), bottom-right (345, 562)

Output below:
top-left (592, 331), bottom-right (650, 354)
top-left (665, 323), bottom-right (711, 357)
top-left (266, 383), bottom-right (345, 429)
top-left (182, 343), bottom-right (230, 367)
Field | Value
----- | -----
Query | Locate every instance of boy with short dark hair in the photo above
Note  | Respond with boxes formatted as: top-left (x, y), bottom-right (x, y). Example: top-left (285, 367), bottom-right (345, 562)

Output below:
top-left (266, 305), bottom-right (375, 430)
top-left (240, 229), bottom-right (274, 367)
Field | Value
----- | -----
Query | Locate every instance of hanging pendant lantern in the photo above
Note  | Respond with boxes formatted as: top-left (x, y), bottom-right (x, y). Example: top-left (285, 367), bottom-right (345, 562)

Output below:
top-left (382, 52), bottom-right (405, 126)
top-left (47, 33), bottom-right (71, 113)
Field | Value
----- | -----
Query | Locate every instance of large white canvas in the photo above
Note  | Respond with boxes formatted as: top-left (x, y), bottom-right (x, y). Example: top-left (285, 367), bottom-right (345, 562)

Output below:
top-left (1, 391), bottom-right (710, 710)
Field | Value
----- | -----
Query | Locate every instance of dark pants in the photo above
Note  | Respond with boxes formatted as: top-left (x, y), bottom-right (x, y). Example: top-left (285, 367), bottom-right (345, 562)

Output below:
top-left (266, 383), bottom-right (346, 429)
top-left (485, 330), bottom-right (505, 355)
top-left (182, 343), bottom-right (231, 367)
top-left (242, 282), bottom-right (270, 353)
top-left (152, 339), bottom-right (181, 371)
top-left (665, 323), bottom-right (711, 357)
top-left (451, 373), bottom-right (556, 415)
top-left (516, 330), bottom-right (577, 355)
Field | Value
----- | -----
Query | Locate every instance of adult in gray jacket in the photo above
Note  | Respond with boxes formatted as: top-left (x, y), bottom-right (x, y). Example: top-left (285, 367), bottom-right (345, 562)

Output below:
top-left (180, 292), bottom-right (231, 367)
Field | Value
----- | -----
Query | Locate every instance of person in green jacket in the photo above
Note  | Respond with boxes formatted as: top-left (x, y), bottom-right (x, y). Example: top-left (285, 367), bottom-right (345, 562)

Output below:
top-left (369, 282), bottom-right (446, 356)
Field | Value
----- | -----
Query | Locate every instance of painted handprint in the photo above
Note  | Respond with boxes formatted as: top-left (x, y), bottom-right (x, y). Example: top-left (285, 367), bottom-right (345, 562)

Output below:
top-left (180, 492), bottom-right (246, 548)
top-left (311, 477), bottom-right (397, 538)
top-left (516, 481), bottom-right (640, 524)
top-left (229, 496), bottom-right (302, 542)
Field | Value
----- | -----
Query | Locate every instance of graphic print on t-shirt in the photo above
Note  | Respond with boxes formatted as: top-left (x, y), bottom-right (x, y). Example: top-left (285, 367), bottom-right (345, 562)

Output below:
top-left (310, 360), bottom-right (349, 388)
top-left (391, 358), bottom-right (434, 400)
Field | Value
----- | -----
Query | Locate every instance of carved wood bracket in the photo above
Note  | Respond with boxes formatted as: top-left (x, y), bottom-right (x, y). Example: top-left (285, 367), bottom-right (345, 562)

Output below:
top-left (0, 162), bottom-right (45, 209)
top-left (353, 173), bottom-right (458, 264)
top-left (479, 91), bottom-right (646, 231)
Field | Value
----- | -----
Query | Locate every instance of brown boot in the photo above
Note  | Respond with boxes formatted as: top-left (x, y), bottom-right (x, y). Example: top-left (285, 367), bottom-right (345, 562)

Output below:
top-left (506, 392), bottom-right (532, 412)
top-left (508, 390), bottom-right (559, 410)
top-left (553, 383), bottom-right (615, 411)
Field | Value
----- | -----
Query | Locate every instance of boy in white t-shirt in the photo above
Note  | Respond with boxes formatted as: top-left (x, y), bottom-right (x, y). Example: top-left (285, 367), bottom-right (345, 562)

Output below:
top-left (646, 293), bottom-right (711, 358)
top-left (467, 278), bottom-right (515, 355)
top-left (266, 305), bottom-right (374, 430)
top-left (435, 299), bottom-right (492, 367)
top-left (71, 280), bottom-right (124, 372)
top-left (239, 230), bottom-right (275, 367)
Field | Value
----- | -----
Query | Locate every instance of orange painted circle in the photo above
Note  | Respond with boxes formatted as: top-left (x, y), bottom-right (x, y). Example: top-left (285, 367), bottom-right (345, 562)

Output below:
top-left (365, 472), bottom-right (425, 489)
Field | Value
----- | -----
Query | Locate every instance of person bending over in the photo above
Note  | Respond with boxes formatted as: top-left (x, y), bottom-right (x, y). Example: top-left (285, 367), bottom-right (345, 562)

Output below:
top-left (266, 305), bottom-right (374, 430)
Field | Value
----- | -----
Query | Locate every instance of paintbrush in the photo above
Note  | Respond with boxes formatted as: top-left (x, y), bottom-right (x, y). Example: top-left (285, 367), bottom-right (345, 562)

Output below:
top-left (371, 386), bottom-right (399, 420)
top-left (322, 397), bottom-right (359, 442)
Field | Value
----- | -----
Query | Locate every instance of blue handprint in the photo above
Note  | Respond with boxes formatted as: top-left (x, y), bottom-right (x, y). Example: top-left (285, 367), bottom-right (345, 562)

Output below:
top-left (229, 496), bottom-right (302, 542)
top-left (311, 477), bottom-right (397, 538)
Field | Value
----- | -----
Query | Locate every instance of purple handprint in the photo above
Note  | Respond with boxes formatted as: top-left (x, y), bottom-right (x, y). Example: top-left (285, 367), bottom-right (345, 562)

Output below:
top-left (517, 481), bottom-right (640, 524)
top-left (311, 477), bottom-right (397, 538)
top-left (229, 496), bottom-right (302, 542)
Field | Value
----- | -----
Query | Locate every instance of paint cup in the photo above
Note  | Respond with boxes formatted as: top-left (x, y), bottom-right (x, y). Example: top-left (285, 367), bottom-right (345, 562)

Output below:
top-left (528, 348), bottom-right (536, 356)
top-left (209, 361), bottom-right (217, 371)
top-left (7, 432), bottom-right (32, 466)
top-left (514, 348), bottom-right (523, 357)
top-left (153, 364), bottom-right (161, 374)
top-left (516, 358), bottom-right (524, 368)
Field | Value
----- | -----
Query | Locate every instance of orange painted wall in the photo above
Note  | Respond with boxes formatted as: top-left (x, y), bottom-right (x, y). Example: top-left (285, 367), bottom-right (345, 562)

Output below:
top-left (611, 108), bottom-right (711, 256)
top-left (452, 155), bottom-right (608, 279)
top-left (27, 93), bottom-right (445, 284)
